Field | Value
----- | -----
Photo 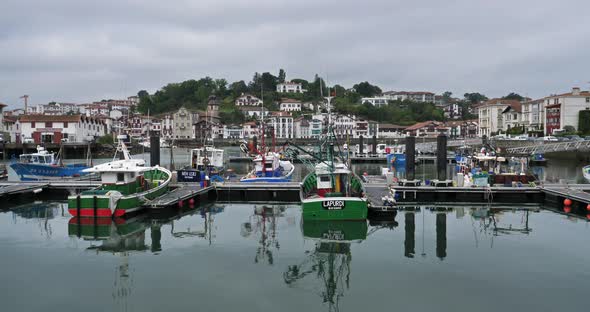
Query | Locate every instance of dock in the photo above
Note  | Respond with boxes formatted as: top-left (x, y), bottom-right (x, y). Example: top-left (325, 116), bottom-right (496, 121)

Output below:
top-left (144, 184), bottom-right (216, 209)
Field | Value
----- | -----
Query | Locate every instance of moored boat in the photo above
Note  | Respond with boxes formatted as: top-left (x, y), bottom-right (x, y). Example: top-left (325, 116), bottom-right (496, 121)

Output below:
top-left (189, 146), bottom-right (225, 178)
top-left (10, 145), bottom-right (90, 181)
top-left (240, 152), bottom-right (294, 183)
top-left (68, 142), bottom-right (171, 217)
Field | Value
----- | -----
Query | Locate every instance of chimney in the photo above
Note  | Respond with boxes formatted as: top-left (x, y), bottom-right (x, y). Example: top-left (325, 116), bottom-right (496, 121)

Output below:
top-left (572, 87), bottom-right (581, 96)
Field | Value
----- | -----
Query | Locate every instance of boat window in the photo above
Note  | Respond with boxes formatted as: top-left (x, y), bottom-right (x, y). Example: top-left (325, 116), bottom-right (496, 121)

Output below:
top-left (31, 156), bottom-right (39, 163)
top-left (117, 173), bottom-right (125, 182)
top-left (265, 163), bottom-right (273, 169)
top-left (45, 156), bottom-right (52, 163)
top-left (320, 176), bottom-right (331, 182)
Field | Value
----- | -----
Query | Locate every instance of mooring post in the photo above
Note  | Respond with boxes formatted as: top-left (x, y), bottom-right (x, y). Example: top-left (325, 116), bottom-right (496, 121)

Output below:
top-left (404, 212), bottom-right (415, 258)
top-left (359, 135), bottom-right (364, 156)
top-left (151, 225), bottom-right (162, 252)
top-left (436, 213), bottom-right (447, 260)
top-left (405, 136), bottom-right (416, 181)
top-left (372, 135), bottom-right (377, 156)
top-left (437, 134), bottom-right (447, 181)
top-left (150, 135), bottom-right (160, 166)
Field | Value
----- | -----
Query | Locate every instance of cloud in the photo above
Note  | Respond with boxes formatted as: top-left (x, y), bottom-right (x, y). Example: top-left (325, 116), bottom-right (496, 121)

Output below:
top-left (1, 0), bottom-right (589, 106)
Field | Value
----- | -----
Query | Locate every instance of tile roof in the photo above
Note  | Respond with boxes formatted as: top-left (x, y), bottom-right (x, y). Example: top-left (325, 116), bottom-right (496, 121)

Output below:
top-left (405, 120), bottom-right (441, 131)
top-left (19, 114), bottom-right (105, 123)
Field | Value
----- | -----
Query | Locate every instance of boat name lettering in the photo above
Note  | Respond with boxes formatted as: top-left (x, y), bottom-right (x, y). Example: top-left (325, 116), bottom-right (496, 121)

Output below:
top-left (322, 230), bottom-right (344, 240)
top-left (180, 171), bottom-right (197, 177)
top-left (322, 200), bottom-right (345, 209)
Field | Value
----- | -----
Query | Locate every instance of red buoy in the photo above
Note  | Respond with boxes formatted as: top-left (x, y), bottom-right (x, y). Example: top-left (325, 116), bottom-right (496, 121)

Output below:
top-left (564, 206), bottom-right (572, 213)
top-left (587, 214), bottom-right (590, 220)
top-left (586, 204), bottom-right (590, 212)
top-left (178, 200), bottom-right (184, 208)
top-left (564, 199), bottom-right (572, 206)
top-left (189, 198), bottom-right (195, 205)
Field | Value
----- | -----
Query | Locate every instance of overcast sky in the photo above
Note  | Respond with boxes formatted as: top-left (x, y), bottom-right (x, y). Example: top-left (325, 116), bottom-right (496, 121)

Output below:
top-left (1, 0), bottom-right (589, 107)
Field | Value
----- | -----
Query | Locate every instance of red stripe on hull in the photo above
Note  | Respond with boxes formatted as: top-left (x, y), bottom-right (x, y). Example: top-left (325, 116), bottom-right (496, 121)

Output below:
top-left (113, 209), bottom-right (126, 217)
top-left (69, 208), bottom-right (113, 217)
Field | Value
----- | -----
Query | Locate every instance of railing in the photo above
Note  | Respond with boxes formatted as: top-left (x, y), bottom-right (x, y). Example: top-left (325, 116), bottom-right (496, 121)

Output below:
top-left (506, 140), bottom-right (590, 154)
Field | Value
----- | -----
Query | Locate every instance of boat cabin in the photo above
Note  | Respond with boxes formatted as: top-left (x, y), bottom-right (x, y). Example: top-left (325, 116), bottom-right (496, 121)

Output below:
top-left (191, 147), bottom-right (224, 169)
top-left (253, 153), bottom-right (280, 177)
top-left (315, 163), bottom-right (354, 197)
top-left (19, 147), bottom-right (56, 164)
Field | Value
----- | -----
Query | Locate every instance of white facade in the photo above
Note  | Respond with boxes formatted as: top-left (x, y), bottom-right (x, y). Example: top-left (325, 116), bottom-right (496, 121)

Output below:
top-left (173, 107), bottom-right (198, 139)
top-left (277, 82), bottom-right (305, 93)
top-left (382, 91), bottom-right (435, 103)
top-left (279, 99), bottom-right (302, 112)
top-left (37, 102), bottom-right (79, 115)
top-left (19, 115), bottom-right (105, 143)
top-left (521, 99), bottom-right (544, 132)
top-left (235, 94), bottom-right (262, 106)
top-left (294, 118), bottom-right (310, 139)
top-left (239, 107), bottom-right (270, 118)
top-left (242, 122), bottom-right (259, 138)
top-left (309, 119), bottom-right (323, 138)
top-left (361, 97), bottom-right (389, 107)
top-left (543, 87), bottom-right (590, 132)
top-left (477, 99), bottom-right (518, 137)
top-left (161, 115), bottom-right (174, 139)
top-left (501, 107), bottom-right (522, 131)
top-left (268, 112), bottom-right (293, 139)
top-left (223, 125), bottom-right (244, 139)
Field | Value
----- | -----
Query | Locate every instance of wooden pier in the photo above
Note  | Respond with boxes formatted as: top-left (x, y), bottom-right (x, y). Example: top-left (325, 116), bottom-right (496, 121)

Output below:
top-left (144, 184), bottom-right (216, 209)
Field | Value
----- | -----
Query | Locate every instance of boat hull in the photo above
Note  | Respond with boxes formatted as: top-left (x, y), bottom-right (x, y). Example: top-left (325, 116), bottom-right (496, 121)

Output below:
top-left (10, 163), bottom-right (89, 181)
top-left (68, 168), bottom-right (171, 217)
top-left (301, 197), bottom-right (368, 221)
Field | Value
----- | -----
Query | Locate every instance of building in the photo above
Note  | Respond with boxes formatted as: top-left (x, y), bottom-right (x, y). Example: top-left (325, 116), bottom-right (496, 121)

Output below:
top-left (18, 114), bottom-right (106, 143)
top-left (3, 116), bottom-right (18, 142)
top-left (361, 97), bottom-right (389, 107)
top-left (206, 95), bottom-right (220, 120)
top-left (384, 91), bottom-right (436, 103)
top-left (443, 103), bottom-right (462, 119)
top-left (173, 107), bottom-right (199, 139)
top-left (279, 98), bottom-right (302, 112)
top-left (160, 114), bottom-right (174, 139)
top-left (405, 121), bottom-right (447, 137)
top-left (501, 102), bottom-right (522, 131)
top-left (242, 122), bottom-right (259, 139)
top-left (294, 117), bottom-right (310, 139)
top-left (543, 87), bottom-right (590, 134)
top-left (235, 94), bottom-right (262, 106)
top-left (354, 119), bottom-right (379, 138)
top-left (36, 102), bottom-right (79, 115)
top-left (446, 120), bottom-right (478, 138)
top-left (309, 119), bottom-right (323, 138)
top-left (193, 119), bottom-right (223, 141)
top-left (223, 125), bottom-right (244, 139)
top-left (268, 112), bottom-right (293, 139)
top-left (0, 102), bottom-right (5, 133)
top-left (545, 104), bottom-right (561, 135)
top-left (521, 99), bottom-right (544, 133)
top-left (79, 103), bottom-right (110, 116)
top-left (377, 124), bottom-right (407, 138)
top-left (239, 106), bottom-right (270, 119)
top-left (277, 81), bottom-right (305, 93)
top-left (476, 99), bottom-right (520, 137)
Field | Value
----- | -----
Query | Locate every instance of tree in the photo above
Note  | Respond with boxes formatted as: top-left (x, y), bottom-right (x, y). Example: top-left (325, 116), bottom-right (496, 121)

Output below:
top-left (578, 110), bottom-right (590, 134)
top-left (442, 91), bottom-right (453, 103)
top-left (229, 80), bottom-right (249, 97)
top-left (352, 81), bottom-right (382, 97)
top-left (278, 69), bottom-right (286, 83)
top-left (503, 92), bottom-right (524, 101)
top-left (463, 92), bottom-right (488, 104)
top-left (563, 125), bottom-right (576, 134)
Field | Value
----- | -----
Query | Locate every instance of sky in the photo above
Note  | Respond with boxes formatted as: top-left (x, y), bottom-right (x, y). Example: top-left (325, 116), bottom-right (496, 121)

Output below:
top-left (1, 0), bottom-right (590, 108)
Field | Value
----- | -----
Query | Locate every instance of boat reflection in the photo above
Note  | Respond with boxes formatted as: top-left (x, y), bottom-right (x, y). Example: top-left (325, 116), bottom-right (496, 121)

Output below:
top-left (284, 220), bottom-right (368, 312)
top-left (241, 205), bottom-right (286, 265)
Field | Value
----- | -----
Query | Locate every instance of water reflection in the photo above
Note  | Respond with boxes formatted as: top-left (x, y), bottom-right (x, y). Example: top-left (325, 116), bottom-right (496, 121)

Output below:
top-left (241, 205), bottom-right (287, 265)
top-left (284, 221), bottom-right (368, 312)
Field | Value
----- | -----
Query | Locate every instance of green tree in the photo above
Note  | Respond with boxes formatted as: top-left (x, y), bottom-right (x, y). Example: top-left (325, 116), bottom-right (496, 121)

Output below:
top-left (353, 81), bottom-right (382, 97)
top-left (229, 80), bottom-right (249, 97)
top-left (278, 69), bottom-right (286, 83)
top-left (464, 92), bottom-right (488, 104)
top-left (503, 92), bottom-right (524, 101)
top-left (579, 110), bottom-right (590, 134)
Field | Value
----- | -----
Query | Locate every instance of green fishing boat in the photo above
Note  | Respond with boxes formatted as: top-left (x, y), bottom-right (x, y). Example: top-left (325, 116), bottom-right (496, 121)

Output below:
top-left (287, 95), bottom-right (368, 221)
top-left (68, 142), bottom-right (171, 218)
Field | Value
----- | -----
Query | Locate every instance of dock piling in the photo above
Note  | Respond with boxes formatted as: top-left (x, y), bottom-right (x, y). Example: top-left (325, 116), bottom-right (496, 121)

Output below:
top-left (404, 212), bottom-right (415, 258)
top-left (372, 135), bottom-right (377, 156)
top-left (359, 135), bottom-right (364, 156)
top-left (405, 136), bottom-right (416, 181)
top-left (437, 134), bottom-right (447, 181)
top-left (150, 135), bottom-right (160, 166)
top-left (436, 213), bottom-right (447, 259)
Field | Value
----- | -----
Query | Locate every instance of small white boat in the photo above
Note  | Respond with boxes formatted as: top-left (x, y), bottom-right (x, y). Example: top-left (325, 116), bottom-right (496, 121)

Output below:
top-left (240, 152), bottom-right (294, 183)
top-left (583, 165), bottom-right (590, 183)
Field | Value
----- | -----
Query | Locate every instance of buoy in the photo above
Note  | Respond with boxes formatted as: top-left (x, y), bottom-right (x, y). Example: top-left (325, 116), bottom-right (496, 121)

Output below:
top-left (363, 172), bottom-right (368, 176)
top-left (564, 206), bottom-right (572, 213)
top-left (587, 213), bottom-right (590, 220)
top-left (178, 200), bottom-right (184, 208)
top-left (586, 204), bottom-right (590, 212)
top-left (564, 199), bottom-right (572, 206)
top-left (189, 198), bottom-right (195, 205)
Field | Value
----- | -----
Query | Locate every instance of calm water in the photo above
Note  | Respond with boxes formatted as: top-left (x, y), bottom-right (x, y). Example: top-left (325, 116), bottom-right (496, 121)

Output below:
top-left (1, 202), bottom-right (589, 312)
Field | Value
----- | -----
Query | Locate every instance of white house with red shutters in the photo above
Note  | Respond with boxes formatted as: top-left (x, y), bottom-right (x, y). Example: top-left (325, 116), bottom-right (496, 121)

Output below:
top-left (18, 114), bottom-right (106, 144)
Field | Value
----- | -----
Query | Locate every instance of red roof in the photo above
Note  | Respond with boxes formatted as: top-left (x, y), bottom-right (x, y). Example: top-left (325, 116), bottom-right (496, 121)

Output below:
top-left (19, 114), bottom-right (104, 124)
top-left (280, 98), bottom-right (301, 103)
top-left (405, 121), bottom-right (441, 131)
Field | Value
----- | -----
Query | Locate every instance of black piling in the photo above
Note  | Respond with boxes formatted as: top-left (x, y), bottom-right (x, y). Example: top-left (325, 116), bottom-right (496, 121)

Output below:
top-left (405, 136), bottom-right (416, 181)
top-left (436, 213), bottom-right (447, 260)
top-left (437, 134), bottom-right (447, 180)
top-left (252, 136), bottom-right (258, 153)
top-left (359, 135), bottom-right (364, 155)
top-left (150, 135), bottom-right (160, 166)
top-left (151, 225), bottom-right (162, 252)
top-left (372, 135), bottom-right (377, 156)
top-left (404, 212), bottom-right (415, 258)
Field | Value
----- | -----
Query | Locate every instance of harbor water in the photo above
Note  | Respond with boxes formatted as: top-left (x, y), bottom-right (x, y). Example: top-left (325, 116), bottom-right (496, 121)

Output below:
top-left (1, 202), bottom-right (589, 311)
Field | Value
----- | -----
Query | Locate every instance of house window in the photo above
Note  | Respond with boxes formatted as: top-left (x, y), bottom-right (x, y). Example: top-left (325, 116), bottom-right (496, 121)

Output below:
top-left (117, 173), bottom-right (125, 182)
top-left (586, 97), bottom-right (590, 103)
top-left (32, 122), bottom-right (35, 128)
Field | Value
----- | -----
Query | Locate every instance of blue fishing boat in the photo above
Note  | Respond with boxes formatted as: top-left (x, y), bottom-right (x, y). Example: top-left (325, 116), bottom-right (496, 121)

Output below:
top-left (240, 152), bottom-right (294, 183)
top-left (10, 146), bottom-right (90, 181)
